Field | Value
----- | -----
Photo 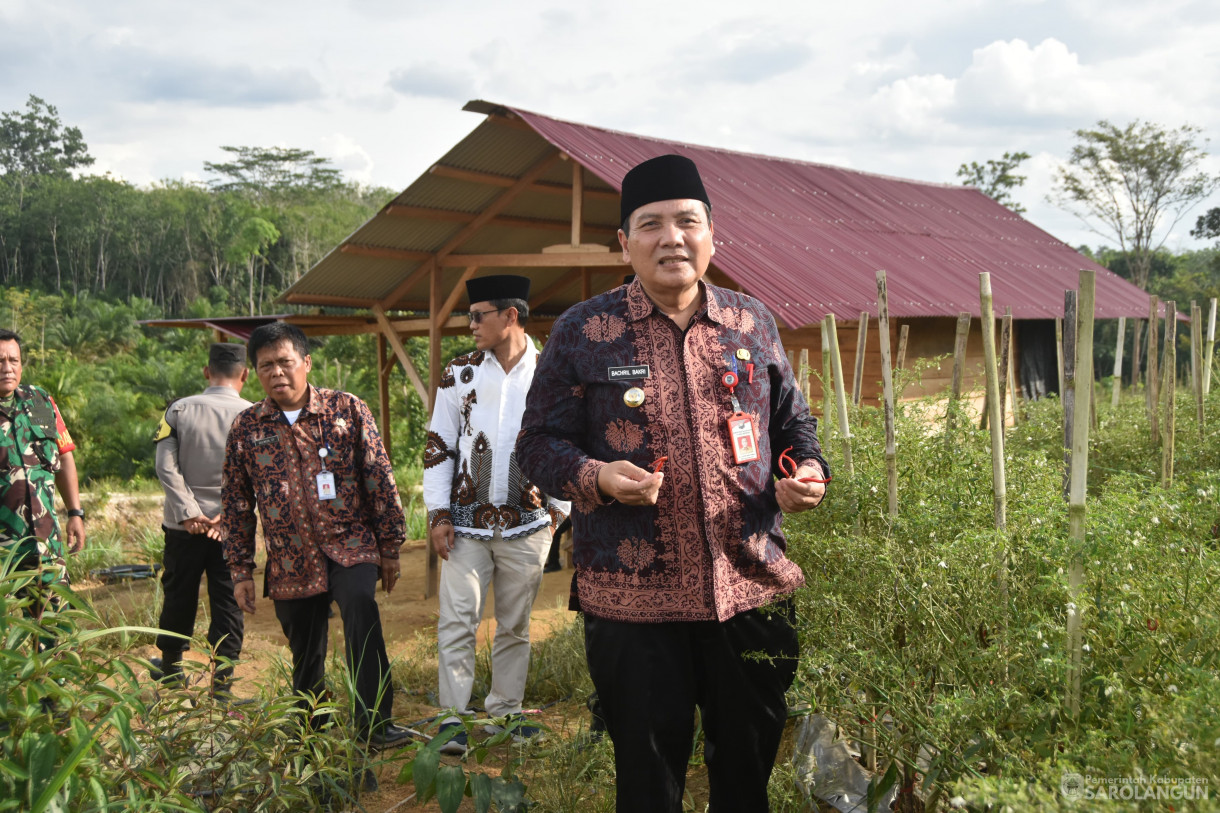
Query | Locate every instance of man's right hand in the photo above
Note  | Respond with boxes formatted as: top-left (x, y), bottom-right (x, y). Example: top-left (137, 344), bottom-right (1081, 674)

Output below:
top-left (597, 460), bottom-right (663, 506)
top-left (431, 523), bottom-right (455, 561)
top-left (234, 580), bottom-right (257, 614)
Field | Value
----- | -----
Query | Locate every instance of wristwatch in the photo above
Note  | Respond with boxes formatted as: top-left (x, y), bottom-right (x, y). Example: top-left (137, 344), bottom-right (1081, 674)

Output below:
top-left (66, 508), bottom-right (85, 519)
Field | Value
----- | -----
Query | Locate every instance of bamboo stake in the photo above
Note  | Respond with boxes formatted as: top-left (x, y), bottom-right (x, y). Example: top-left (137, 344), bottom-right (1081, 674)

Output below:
top-left (1111, 316), bottom-right (1126, 410)
top-left (798, 348), bottom-right (811, 401)
top-left (1007, 329), bottom-right (1020, 427)
top-left (979, 275), bottom-right (1006, 531)
top-left (896, 324), bottom-right (910, 371)
top-left (1147, 296), bottom-right (1160, 445)
top-left (1191, 302), bottom-right (1203, 435)
top-left (822, 322), bottom-right (834, 443)
top-left (1065, 270), bottom-right (1096, 721)
top-left (998, 307), bottom-right (1012, 429)
top-left (877, 270), bottom-right (897, 517)
top-left (1161, 303), bottom-right (1177, 485)
top-left (826, 313), bottom-right (854, 476)
top-left (852, 311), bottom-right (869, 406)
top-left (1205, 298), bottom-right (1217, 397)
top-left (946, 313), bottom-right (971, 448)
top-left (1062, 291), bottom-right (1077, 501)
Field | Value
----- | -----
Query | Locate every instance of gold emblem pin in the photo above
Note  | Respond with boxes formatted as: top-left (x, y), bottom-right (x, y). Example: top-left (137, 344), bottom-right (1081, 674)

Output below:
top-left (735, 348), bottom-right (751, 361)
top-left (623, 387), bottom-right (645, 408)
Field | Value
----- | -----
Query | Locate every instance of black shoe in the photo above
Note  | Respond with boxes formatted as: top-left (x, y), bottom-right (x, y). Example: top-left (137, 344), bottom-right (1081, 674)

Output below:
top-left (359, 768), bottom-right (378, 793)
top-left (543, 560), bottom-right (563, 573)
top-left (149, 657), bottom-right (186, 688)
top-left (484, 713), bottom-right (546, 744)
top-left (435, 722), bottom-right (468, 756)
top-left (366, 722), bottom-right (412, 749)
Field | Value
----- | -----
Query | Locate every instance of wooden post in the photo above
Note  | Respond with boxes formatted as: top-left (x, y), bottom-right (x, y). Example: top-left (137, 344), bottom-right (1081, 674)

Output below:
top-left (377, 332), bottom-right (393, 463)
top-left (798, 348), bottom-right (811, 401)
top-left (826, 314), bottom-right (854, 476)
top-left (896, 324), bottom-right (909, 371)
top-left (1131, 316), bottom-right (1143, 403)
top-left (1191, 302), bottom-right (1203, 435)
top-left (1065, 269), bottom-right (1096, 721)
top-left (852, 311), bottom-right (869, 406)
top-left (946, 313), bottom-right (971, 447)
top-left (877, 271), bottom-right (897, 517)
top-left (426, 266), bottom-right (444, 598)
top-left (1007, 327), bottom-right (1020, 427)
top-left (821, 322), bottom-right (834, 442)
top-left (998, 307), bottom-right (1012, 429)
top-left (570, 160), bottom-right (583, 246)
top-left (1205, 297), bottom-right (1215, 397)
top-left (1205, 298), bottom-right (1217, 397)
top-left (1111, 316), bottom-right (1126, 410)
top-left (979, 275), bottom-right (1006, 531)
top-left (1147, 296), bottom-right (1160, 444)
top-left (1161, 303), bottom-right (1177, 485)
top-left (1062, 291), bottom-right (1077, 500)
top-left (1055, 317), bottom-right (1065, 397)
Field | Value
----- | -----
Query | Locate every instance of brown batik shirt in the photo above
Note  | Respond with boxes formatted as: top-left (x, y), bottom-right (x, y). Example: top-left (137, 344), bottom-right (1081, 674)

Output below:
top-left (221, 386), bottom-right (406, 600)
top-left (518, 279), bottom-right (828, 623)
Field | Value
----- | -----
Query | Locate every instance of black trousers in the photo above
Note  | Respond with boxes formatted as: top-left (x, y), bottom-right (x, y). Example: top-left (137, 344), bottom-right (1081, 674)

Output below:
top-left (584, 600), bottom-right (799, 813)
top-left (273, 559), bottom-right (393, 733)
top-left (156, 526), bottom-right (244, 684)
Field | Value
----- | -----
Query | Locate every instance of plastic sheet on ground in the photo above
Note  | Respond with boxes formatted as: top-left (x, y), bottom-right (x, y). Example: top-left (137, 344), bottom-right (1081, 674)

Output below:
top-left (792, 713), bottom-right (898, 813)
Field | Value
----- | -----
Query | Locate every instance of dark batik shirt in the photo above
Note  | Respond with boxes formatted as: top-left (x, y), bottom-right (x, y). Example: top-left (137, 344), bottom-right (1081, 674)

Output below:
top-left (221, 386), bottom-right (406, 600)
top-left (518, 279), bottom-right (828, 623)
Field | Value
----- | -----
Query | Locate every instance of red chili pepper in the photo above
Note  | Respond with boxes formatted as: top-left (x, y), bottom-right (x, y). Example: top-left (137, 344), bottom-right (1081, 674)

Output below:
top-left (651, 456), bottom-right (668, 473)
top-left (779, 446), bottom-right (832, 483)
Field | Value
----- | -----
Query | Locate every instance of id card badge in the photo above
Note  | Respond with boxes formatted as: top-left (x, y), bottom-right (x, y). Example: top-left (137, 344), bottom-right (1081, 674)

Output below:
top-left (727, 412), bottom-right (760, 464)
top-left (316, 470), bottom-right (337, 500)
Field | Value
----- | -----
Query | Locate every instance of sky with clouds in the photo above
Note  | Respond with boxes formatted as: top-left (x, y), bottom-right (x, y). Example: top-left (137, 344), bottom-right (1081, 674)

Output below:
top-left (3, 0), bottom-right (1219, 252)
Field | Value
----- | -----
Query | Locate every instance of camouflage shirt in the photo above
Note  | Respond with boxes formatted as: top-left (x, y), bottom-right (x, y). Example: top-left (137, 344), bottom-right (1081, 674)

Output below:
top-left (0, 385), bottom-right (75, 567)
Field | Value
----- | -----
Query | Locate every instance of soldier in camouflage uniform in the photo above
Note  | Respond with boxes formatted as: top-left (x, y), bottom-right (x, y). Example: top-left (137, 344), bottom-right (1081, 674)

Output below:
top-left (0, 329), bottom-right (86, 588)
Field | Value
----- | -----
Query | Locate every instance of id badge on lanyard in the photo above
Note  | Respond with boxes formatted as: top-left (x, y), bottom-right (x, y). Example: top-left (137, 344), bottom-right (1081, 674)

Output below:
top-left (721, 359), bottom-right (760, 464)
top-left (316, 440), bottom-right (336, 500)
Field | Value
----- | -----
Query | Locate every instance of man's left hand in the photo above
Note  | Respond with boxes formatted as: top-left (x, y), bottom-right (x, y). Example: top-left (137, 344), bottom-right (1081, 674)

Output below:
top-left (379, 556), bottom-right (400, 594)
top-left (65, 516), bottom-right (86, 553)
top-left (776, 465), bottom-right (827, 514)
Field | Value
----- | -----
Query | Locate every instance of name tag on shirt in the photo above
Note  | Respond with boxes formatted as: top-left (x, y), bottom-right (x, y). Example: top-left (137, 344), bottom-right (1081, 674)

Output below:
top-left (607, 364), bottom-right (650, 380)
top-left (316, 471), bottom-right (336, 500)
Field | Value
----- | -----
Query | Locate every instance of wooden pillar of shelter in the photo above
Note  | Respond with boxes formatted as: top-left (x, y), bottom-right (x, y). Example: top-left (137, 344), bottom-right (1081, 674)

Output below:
top-left (426, 266), bottom-right (444, 598)
top-left (377, 332), bottom-right (392, 461)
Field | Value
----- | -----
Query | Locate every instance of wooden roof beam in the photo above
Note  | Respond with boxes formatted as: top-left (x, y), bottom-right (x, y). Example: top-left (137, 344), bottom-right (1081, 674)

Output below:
top-left (438, 252), bottom-right (628, 268)
top-left (341, 244), bottom-right (433, 262)
top-left (383, 206), bottom-right (614, 235)
top-left (427, 164), bottom-right (618, 201)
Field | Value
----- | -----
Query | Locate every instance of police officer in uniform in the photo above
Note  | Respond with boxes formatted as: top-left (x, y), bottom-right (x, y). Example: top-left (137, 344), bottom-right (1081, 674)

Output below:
top-left (151, 343), bottom-right (252, 693)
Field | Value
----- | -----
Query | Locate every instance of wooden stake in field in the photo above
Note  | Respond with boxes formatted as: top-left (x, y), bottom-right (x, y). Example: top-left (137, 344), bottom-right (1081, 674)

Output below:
top-left (821, 322), bottom-right (834, 443)
top-left (998, 306), bottom-right (1013, 429)
top-left (876, 270), bottom-right (898, 517)
top-left (798, 348), bottom-right (811, 402)
top-left (979, 274), bottom-right (1006, 531)
top-left (852, 311), bottom-right (869, 406)
top-left (1055, 317), bottom-right (1065, 397)
top-left (826, 313), bottom-right (854, 476)
top-left (1191, 302), bottom-right (1204, 435)
top-left (946, 313), bottom-right (971, 448)
top-left (1147, 296), bottom-right (1160, 445)
top-left (1162, 302), bottom-right (1177, 486)
top-left (896, 324), bottom-right (910, 372)
top-left (1205, 298), bottom-right (1217, 398)
top-left (1065, 269), bottom-right (1096, 721)
top-left (1111, 316), bottom-right (1126, 410)
top-left (1062, 290), bottom-right (1077, 500)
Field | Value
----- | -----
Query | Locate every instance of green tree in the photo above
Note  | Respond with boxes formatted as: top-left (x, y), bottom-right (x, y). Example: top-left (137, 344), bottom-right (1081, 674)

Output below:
top-left (1192, 207), bottom-right (1220, 240)
top-left (956, 151), bottom-right (1030, 214)
top-left (203, 146), bottom-right (342, 198)
top-left (1050, 120), bottom-right (1220, 386)
top-left (0, 94), bottom-right (93, 181)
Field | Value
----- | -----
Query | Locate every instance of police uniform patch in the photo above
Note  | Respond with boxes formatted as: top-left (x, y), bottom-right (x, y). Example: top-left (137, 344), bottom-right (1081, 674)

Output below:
top-left (153, 415), bottom-right (174, 443)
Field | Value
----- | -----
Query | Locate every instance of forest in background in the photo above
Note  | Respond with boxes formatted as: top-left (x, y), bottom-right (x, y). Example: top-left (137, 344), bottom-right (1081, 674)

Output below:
top-left (1, 95), bottom-right (1218, 484)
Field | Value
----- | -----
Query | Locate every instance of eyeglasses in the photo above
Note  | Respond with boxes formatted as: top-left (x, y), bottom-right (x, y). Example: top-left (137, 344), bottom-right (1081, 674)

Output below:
top-left (468, 307), bottom-right (507, 324)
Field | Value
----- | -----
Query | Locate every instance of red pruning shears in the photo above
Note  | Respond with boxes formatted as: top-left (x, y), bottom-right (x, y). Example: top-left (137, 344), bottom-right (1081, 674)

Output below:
top-left (779, 447), bottom-right (832, 483)
top-left (650, 456), bottom-right (668, 473)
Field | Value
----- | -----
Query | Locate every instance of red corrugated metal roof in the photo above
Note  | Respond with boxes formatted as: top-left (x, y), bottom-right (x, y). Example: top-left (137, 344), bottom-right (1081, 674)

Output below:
top-left (503, 104), bottom-right (1155, 330)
